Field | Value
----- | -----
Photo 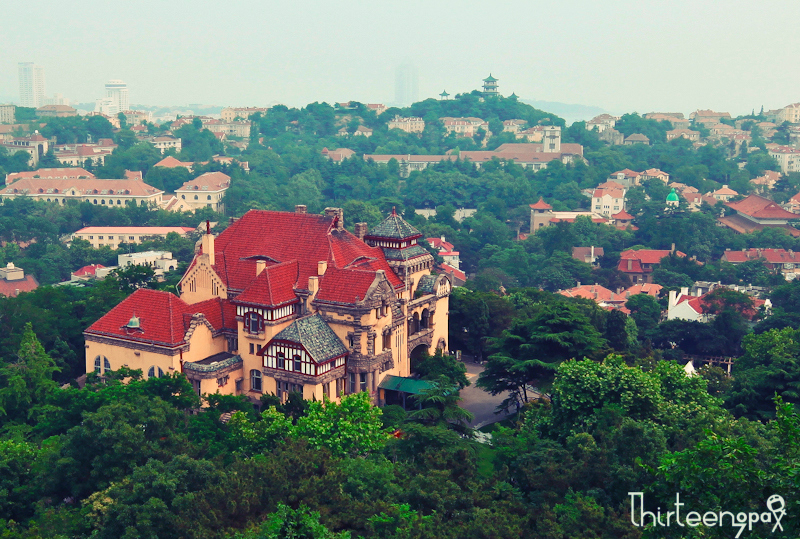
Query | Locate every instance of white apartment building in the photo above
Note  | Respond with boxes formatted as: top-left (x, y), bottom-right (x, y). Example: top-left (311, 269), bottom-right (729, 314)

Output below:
top-left (769, 146), bottom-right (800, 174)
top-left (592, 186), bottom-right (626, 218)
top-left (0, 104), bottom-right (15, 124)
top-left (18, 63), bottom-right (45, 108)
top-left (221, 107), bottom-right (267, 122)
top-left (71, 227), bottom-right (195, 249)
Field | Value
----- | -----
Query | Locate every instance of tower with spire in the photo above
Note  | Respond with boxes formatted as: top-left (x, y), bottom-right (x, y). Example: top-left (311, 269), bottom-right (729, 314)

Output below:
top-left (363, 208), bottom-right (434, 288)
top-left (482, 74), bottom-right (499, 97)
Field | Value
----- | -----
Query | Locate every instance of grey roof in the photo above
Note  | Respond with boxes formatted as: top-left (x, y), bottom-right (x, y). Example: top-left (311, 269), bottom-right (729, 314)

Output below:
top-left (272, 314), bottom-right (348, 364)
top-left (367, 211), bottom-right (422, 240)
top-left (381, 244), bottom-right (430, 261)
top-left (417, 274), bottom-right (437, 295)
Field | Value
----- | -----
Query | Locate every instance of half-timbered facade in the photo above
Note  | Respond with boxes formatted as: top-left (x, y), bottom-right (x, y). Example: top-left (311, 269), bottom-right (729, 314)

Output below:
top-left (84, 206), bottom-right (450, 404)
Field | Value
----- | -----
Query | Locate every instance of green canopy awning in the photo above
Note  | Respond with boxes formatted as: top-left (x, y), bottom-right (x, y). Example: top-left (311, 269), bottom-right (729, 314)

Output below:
top-left (379, 375), bottom-right (433, 395)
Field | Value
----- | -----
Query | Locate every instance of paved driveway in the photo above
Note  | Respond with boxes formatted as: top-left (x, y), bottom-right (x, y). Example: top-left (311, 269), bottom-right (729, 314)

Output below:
top-left (458, 361), bottom-right (512, 428)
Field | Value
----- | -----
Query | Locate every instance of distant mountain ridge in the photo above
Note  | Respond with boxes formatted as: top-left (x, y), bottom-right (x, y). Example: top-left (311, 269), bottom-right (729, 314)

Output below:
top-left (521, 99), bottom-right (608, 125)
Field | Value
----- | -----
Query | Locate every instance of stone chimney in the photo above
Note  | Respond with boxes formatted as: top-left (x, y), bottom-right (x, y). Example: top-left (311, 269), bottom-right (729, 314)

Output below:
top-left (671, 242), bottom-right (676, 254)
top-left (324, 207), bottom-right (344, 231)
top-left (308, 276), bottom-right (319, 295)
top-left (318, 261), bottom-right (328, 276)
top-left (201, 226), bottom-right (215, 266)
top-left (354, 222), bottom-right (368, 240)
top-left (680, 286), bottom-right (689, 297)
top-left (669, 290), bottom-right (677, 308)
top-left (295, 204), bottom-right (307, 214)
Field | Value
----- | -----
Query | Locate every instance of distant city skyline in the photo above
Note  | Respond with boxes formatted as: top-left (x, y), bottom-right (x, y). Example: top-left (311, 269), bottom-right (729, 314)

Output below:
top-left (3, 0), bottom-right (800, 118)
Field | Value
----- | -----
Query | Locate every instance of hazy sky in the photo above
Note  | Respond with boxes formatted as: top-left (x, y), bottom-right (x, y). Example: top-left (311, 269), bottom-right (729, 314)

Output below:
top-left (2, 0), bottom-right (799, 118)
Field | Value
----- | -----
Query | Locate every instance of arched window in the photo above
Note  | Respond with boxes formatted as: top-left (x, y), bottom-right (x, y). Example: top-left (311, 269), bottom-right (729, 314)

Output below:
top-left (94, 356), bottom-right (101, 373)
top-left (244, 312), bottom-right (264, 334)
top-left (181, 195), bottom-right (185, 199)
top-left (117, 200), bottom-right (121, 205)
top-left (147, 366), bottom-right (164, 378)
top-left (93, 199), bottom-right (98, 204)
top-left (101, 199), bottom-right (106, 204)
top-left (293, 354), bottom-right (302, 372)
top-left (104, 357), bottom-right (111, 372)
top-left (194, 195), bottom-right (198, 200)
top-left (250, 369), bottom-right (262, 391)
top-left (207, 195), bottom-right (211, 200)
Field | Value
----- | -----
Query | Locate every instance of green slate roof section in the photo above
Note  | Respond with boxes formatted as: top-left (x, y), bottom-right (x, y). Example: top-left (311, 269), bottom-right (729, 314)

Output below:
top-left (381, 244), bottom-right (429, 261)
top-left (378, 375), bottom-right (434, 395)
top-left (416, 274), bottom-right (437, 295)
top-left (367, 212), bottom-right (422, 240)
top-left (483, 74), bottom-right (498, 82)
top-left (272, 314), bottom-right (347, 364)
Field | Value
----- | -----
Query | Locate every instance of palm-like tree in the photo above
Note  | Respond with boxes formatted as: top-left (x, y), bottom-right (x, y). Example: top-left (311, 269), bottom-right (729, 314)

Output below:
top-left (407, 376), bottom-right (474, 435)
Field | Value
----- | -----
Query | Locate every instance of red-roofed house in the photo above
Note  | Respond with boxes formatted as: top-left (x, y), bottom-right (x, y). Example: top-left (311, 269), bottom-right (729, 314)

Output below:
top-left (721, 248), bottom-right (800, 280)
top-left (618, 248), bottom-right (686, 283)
top-left (751, 170), bottom-right (781, 193)
top-left (572, 246), bottom-right (605, 265)
top-left (71, 264), bottom-right (106, 281)
top-left (5, 167), bottom-right (94, 186)
top-left (85, 207), bottom-right (451, 404)
top-left (426, 236), bottom-right (460, 270)
top-left (592, 186), bottom-right (626, 217)
top-left (0, 177), bottom-right (163, 207)
top-left (154, 156), bottom-right (194, 170)
top-left (667, 286), bottom-right (764, 322)
top-left (641, 168), bottom-right (670, 183)
top-left (711, 185), bottom-right (738, 202)
top-left (608, 169), bottom-right (641, 188)
top-left (718, 194), bottom-right (800, 237)
top-left (0, 263), bottom-right (38, 297)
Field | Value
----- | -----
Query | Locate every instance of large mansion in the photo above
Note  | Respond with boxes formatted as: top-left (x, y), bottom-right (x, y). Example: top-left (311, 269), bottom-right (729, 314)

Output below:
top-left (84, 207), bottom-right (451, 404)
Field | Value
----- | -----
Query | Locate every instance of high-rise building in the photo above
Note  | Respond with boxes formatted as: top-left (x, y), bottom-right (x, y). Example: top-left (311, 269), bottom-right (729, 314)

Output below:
top-left (18, 63), bottom-right (45, 108)
top-left (394, 64), bottom-right (419, 107)
top-left (103, 80), bottom-right (129, 115)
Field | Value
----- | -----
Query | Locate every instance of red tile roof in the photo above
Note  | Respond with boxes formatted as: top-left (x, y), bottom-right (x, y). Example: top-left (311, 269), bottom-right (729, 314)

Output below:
top-left (726, 194), bottom-right (798, 220)
top-left (154, 156), bottom-right (193, 168)
top-left (5, 168), bottom-right (94, 185)
top-left (0, 274), bottom-right (38, 297)
top-left (530, 197), bottom-right (552, 210)
top-left (316, 266), bottom-right (378, 304)
top-left (205, 211), bottom-right (403, 298)
top-left (612, 210), bottom-right (634, 220)
top-left (234, 261), bottom-right (300, 308)
top-left (72, 264), bottom-right (105, 277)
top-left (618, 249), bottom-right (685, 273)
top-left (0, 177), bottom-right (162, 197)
top-left (611, 169), bottom-right (641, 178)
top-left (722, 248), bottom-right (800, 265)
top-left (177, 171), bottom-right (230, 192)
top-left (426, 237), bottom-right (455, 251)
top-left (85, 289), bottom-right (234, 347)
top-left (439, 263), bottom-right (466, 282)
top-left (625, 283), bottom-right (662, 296)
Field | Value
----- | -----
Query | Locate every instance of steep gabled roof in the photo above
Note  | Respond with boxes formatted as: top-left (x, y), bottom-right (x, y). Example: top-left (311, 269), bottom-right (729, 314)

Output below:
top-left (233, 261), bottom-right (299, 308)
top-left (268, 314), bottom-right (348, 364)
top-left (316, 267), bottom-right (378, 304)
top-left (84, 289), bottom-right (231, 347)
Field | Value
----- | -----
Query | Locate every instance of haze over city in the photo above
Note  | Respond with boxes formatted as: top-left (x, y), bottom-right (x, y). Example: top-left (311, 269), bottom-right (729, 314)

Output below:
top-left (2, 0), bottom-right (799, 116)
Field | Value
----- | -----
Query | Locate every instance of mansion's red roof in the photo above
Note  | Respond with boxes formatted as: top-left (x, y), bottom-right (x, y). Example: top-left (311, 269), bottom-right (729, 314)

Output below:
top-left (85, 290), bottom-right (236, 347)
top-left (204, 210), bottom-right (404, 296)
top-left (0, 274), bottom-right (38, 298)
top-left (233, 261), bottom-right (300, 308)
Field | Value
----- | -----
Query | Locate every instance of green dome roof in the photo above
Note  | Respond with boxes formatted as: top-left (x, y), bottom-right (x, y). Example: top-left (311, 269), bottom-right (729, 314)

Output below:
top-left (666, 188), bottom-right (679, 202)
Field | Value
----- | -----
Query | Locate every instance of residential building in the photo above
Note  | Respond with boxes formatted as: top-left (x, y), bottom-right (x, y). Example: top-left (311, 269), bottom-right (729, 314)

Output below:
top-left (624, 133), bottom-right (650, 145)
top-left (0, 132), bottom-right (51, 166)
top-left (667, 286), bottom-right (766, 322)
top-left (774, 103), bottom-right (800, 124)
top-left (751, 170), bottom-right (781, 192)
top-left (559, 282), bottom-right (662, 312)
top-left (71, 264), bottom-right (107, 281)
top-left (321, 147), bottom-right (355, 163)
top-left (122, 110), bottom-right (153, 126)
top-left (415, 208), bottom-right (476, 222)
top-left (641, 168), bottom-right (670, 183)
top-left (366, 104), bottom-right (387, 116)
top-left (175, 171), bottom-right (231, 212)
top-left (768, 146), bottom-right (800, 174)
top-left (529, 197), bottom-right (606, 233)
top-left (119, 251), bottom-right (179, 275)
top-left (608, 169), bottom-right (641, 188)
top-left (438, 263), bottom-right (466, 287)
top-left (592, 186), bottom-right (626, 218)
top-left (426, 236), bottom-right (460, 270)
top-left (5, 167), bottom-right (93, 186)
top-left (71, 226), bottom-right (194, 249)
top-left (644, 113), bottom-right (690, 129)
top-left (147, 136), bottom-right (182, 154)
top-left (221, 107), bottom-right (267, 122)
top-left (711, 185), bottom-right (738, 202)
top-left (689, 110), bottom-right (731, 124)
top-left (482, 74), bottom-right (499, 97)
top-left (786, 191), bottom-right (800, 213)
top-left (0, 104), bottom-right (15, 124)
top-left (1, 177), bottom-right (163, 207)
top-left (154, 156), bottom-right (194, 170)
top-left (53, 139), bottom-right (117, 166)
top-left (441, 117), bottom-right (485, 137)
top-left (18, 63), bottom-right (45, 108)
top-left (0, 262), bottom-right (38, 298)
top-left (718, 194), bottom-right (800, 236)
top-left (666, 129), bottom-right (701, 141)
top-left (617, 248), bottom-right (685, 284)
top-left (364, 154), bottom-right (459, 177)
top-left (516, 126), bottom-right (544, 142)
top-left (84, 207), bottom-right (451, 404)
top-left (35, 105), bottom-right (76, 118)
top-left (502, 119), bottom-right (527, 133)
top-left (585, 114), bottom-right (617, 132)
top-left (388, 116), bottom-right (425, 133)
top-left (204, 119), bottom-right (252, 138)
top-left (86, 111), bottom-right (120, 129)
top-left (721, 248), bottom-right (800, 281)
top-left (572, 246), bottom-right (604, 265)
